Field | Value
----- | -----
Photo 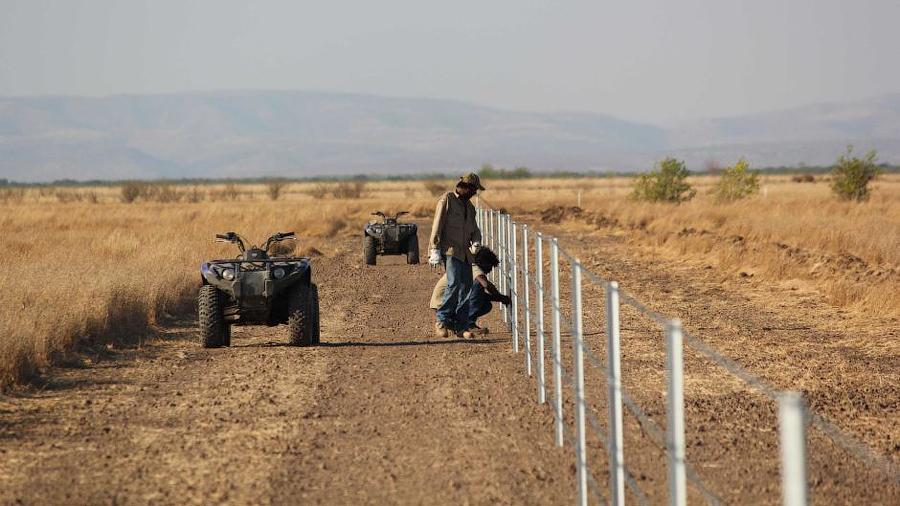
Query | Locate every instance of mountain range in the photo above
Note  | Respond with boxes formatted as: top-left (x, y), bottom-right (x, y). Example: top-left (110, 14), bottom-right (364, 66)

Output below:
top-left (1, 91), bottom-right (897, 181)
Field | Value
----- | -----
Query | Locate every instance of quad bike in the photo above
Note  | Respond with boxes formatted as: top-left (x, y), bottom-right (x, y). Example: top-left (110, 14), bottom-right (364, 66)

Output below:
top-left (363, 211), bottom-right (419, 265)
top-left (198, 231), bottom-right (320, 348)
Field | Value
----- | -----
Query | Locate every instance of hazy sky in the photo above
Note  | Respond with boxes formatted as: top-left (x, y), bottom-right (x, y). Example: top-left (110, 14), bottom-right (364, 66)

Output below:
top-left (1, 0), bottom-right (899, 123)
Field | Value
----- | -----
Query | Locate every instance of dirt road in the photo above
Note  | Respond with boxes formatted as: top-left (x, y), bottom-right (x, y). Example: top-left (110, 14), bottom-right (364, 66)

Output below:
top-left (1, 218), bottom-right (898, 505)
top-left (0, 230), bottom-right (575, 505)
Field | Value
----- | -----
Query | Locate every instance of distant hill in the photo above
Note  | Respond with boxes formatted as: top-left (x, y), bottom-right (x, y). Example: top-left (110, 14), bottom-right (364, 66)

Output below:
top-left (1, 91), bottom-right (898, 181)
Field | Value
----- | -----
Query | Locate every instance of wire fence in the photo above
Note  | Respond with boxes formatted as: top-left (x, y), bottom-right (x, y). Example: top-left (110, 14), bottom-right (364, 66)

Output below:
top-left (474, 204), bottom-right (899, 506)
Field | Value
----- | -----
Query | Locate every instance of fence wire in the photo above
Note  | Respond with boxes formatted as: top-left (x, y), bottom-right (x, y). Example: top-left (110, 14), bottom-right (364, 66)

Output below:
top-left (477, 205), bottom-right (898, 505)
top-left (586, 471), bottom-right (609, 506)
top-left (808, 411), bottom-right (900, 484)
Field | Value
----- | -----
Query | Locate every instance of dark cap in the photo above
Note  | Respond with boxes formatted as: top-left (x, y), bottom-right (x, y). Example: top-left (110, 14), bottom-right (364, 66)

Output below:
top-left (459, 172), bottom-right (486, 190)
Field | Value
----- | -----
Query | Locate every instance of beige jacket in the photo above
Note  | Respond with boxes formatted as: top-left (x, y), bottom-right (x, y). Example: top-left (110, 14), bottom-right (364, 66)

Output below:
top-left (429, 191), bottom-right (482, 262)
top-left (429, 266), bottom-right (486, 309)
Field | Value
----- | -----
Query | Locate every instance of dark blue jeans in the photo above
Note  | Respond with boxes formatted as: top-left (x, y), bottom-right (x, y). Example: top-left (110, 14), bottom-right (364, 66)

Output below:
top-left (464, 282), bottom-right (492, 329)
top-left (436, 255), bottom-right (473, 330)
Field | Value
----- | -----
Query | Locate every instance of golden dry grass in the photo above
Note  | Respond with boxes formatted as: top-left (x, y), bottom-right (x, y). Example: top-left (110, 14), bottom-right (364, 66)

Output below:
top-left (0, 183), bottom-right (447, 388)
top-left (1, 175), bottom-right (897, 388)
top-left (483, 174), bottom-right (900, 316)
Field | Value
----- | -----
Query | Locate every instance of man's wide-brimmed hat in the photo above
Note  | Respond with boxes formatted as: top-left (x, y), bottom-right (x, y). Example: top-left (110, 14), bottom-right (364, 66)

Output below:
top-left (459, 172), bottom-right (486, 190)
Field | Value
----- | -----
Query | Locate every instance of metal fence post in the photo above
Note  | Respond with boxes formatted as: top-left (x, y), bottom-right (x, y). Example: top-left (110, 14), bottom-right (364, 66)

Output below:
top-left (779, 392), bottom-right (808, 506)
top-left (665, 319), bottom-right (687, 506)
top-left (510, 219), bottom-right (519, 352)
top-left (488, 210), bottom-right (495, 277)
top-left (522, 224), bottom-right (532, 376)
top-left (606, 281), bottom-right (625, 506)
top-left (489, 210), bottom-right (495, 283)
top-left (535, 233), bottom-right (546, 404)
top-left (572, 262), bottom-right (588, 506)
top-left (550, 238), bottom-right (564, 446)
top-left (499, 214), bottom-right (507, 323)
top-left (490, 209), bottom-right (497, 253)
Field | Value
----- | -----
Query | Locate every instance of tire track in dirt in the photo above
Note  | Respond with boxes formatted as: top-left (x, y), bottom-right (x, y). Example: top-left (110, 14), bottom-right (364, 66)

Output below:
top-left (267, 243), bottom-right (575, 504)
top-left (0, 228), bottom-right (575, 505)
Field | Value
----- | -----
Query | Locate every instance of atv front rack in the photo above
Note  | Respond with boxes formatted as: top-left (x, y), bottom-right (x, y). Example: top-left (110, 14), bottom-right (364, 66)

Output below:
top-left (205, 257), bottom-right (310, 272)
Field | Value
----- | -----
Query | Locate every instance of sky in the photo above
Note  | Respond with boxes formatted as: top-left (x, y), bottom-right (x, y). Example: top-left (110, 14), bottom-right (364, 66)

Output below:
top-left (1, 0), bottom-right (899, 124)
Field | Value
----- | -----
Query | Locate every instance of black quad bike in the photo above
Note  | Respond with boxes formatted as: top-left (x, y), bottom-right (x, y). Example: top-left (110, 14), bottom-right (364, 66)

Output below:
top-left (363, 211), bottom-right (419, 265)
top-left (198, 231), bottom-right (320, 348)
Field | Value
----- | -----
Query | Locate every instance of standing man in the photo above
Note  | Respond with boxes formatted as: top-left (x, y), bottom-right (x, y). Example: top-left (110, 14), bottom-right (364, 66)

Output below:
top-left (429, 172), bottom-right (484, 337)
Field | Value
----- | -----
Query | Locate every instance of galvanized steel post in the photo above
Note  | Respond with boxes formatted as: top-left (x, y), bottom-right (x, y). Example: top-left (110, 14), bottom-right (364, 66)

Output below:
top-left (488, 210), bottom-right (495, 277)
top-left (499, 214), bottom-right (507, 323)
top-left (572, 262), bottom-right (588, 506)
top-left (665, 319), bottom-right (687, 506)
top-left (535, 233), bottom-right (546, 404)
top-left (606, 281), bottom-right (625, 506)
top-left (779, 392), bottom-right (808, 506)
top-left (522, 224), bottom-right (532, 375)
top-left (550, 238), bottom-right (564, 446)
top-left (490, 210), bottom-right (496, 283)
top-left (510, 219), bottom-right (519, 352)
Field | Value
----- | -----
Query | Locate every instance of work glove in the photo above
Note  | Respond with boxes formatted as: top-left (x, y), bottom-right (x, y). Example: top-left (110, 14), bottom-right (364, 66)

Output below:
top-left (469, 241), bottom-right (482, 255)
top-left (428, 248), bottom-right (442, 267)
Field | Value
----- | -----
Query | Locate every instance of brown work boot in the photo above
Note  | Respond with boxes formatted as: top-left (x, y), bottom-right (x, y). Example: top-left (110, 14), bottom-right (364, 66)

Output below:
top-left (434, 321), bottom-right (451, 338)
top-left (462, 325), bottom-right (487, 339)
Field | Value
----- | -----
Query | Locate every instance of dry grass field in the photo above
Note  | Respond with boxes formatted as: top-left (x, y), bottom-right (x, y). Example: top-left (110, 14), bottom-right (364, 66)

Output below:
top-left (1, 174), bottom-right (898, 504)
top-left (1, 174), bottom-right (897, 390)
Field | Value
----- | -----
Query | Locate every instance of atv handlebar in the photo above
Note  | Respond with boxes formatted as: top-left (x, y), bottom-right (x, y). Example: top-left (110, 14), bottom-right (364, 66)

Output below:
top-left (215, 232), bottom-right (246, 253)
top-left (214, 231), bottom-right (298, 255)
top-left (371, 211), bottom-right (409, 221)
top-left (262, 231), bottom-right (296, 253)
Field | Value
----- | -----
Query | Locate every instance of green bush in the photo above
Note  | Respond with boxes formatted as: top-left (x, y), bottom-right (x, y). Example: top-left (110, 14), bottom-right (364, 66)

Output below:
top-left (831, 147), bottom-right (879, 201)
top-left (713, 158), bottom-right (759, 202)
top-left (632, 157), bottom-right (696, 203)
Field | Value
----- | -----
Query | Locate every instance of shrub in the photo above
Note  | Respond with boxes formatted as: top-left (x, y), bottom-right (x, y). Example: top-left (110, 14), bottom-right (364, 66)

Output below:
top-left (704, 159), bottom-right (723, 176)
top-left (423, 180), bottom-right (446, 197)
top-left (478, 164), bottom-right (532, 179)
top-left (54, 190), bottom-right (84, 203)
top-left (211, 183), bottom-right (240, 201)
top-left (266, 180), bottom-right (287, 201)
top-left (632, 157), bottom-right (696, 203)
top-left (0, 188), bottom-right (26, 204)
top-left (332, 181), bottom-right (366, 199)
top-left (151, 184), bottom-right (182, 203)
top-left (183, 186), bottom-right (206, 203)
top-left (831, 147), bottom-right (879, 201)
top-left (121, 182), bottom-right (142, 203)
top-left (713, 158), bottom-right (760, 202)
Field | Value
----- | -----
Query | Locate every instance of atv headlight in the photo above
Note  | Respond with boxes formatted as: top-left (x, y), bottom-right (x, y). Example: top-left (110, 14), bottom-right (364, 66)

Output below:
top-left (272, 267), bottom-right (286, 279)
top-left (222, 268), bottom-right (235, 281)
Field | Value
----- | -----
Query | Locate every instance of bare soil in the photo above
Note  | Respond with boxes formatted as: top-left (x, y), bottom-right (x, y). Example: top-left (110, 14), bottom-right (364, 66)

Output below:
top-left (1, 219), bottom-right (898, 505)
top-left (0, 231), bottom-right (574, 506)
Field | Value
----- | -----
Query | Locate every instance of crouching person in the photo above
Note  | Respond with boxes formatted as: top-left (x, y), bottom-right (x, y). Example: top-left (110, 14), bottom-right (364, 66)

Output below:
top-left (429, 246), bottom-right (510, 338)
